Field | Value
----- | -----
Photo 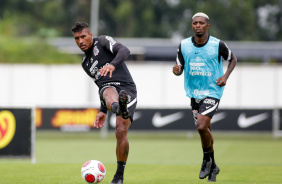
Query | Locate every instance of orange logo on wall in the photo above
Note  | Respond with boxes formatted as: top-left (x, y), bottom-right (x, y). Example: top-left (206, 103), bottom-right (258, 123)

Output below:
top-left (0, 111), bottom-right (16, 149)
top-left (51, 108), bottom-right (99, 127)
top-left (35, 108), bottom-right (42, 128)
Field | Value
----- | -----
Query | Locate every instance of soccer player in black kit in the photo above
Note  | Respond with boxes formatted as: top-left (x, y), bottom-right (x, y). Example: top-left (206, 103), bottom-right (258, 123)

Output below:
top-left (72, 22), bottom-right (137, 184)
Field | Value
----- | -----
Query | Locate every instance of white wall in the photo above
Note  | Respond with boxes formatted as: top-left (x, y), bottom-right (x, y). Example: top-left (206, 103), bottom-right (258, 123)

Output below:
top-left (0, 62), bottom-right (281, 109)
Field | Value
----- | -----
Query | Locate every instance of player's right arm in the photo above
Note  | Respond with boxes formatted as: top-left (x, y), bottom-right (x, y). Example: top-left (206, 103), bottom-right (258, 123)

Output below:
top-left (94, 111), bottom-right (107, 128)
top-left (94, 103), bottom-right (108, 128)
top-left (173, 44), bottom-right (184, 76)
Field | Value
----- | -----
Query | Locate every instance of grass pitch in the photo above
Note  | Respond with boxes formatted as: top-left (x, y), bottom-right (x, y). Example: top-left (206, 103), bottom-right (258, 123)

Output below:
top-left (0, 131), bottom-right (282, 184)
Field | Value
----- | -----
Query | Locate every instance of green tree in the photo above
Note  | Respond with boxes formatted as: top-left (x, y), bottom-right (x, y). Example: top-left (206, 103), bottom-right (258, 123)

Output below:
top-left (1, 0), bottom-right (282, 40)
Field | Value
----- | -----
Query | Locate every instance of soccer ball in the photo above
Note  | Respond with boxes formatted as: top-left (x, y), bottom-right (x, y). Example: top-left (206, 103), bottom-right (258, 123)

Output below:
top-left (81, 160), bottom-right (106, 183)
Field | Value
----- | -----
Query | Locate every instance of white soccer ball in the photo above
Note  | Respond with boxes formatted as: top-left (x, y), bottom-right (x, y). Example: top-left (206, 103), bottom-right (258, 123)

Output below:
top-left (81, 160), bottom-right (106, 183)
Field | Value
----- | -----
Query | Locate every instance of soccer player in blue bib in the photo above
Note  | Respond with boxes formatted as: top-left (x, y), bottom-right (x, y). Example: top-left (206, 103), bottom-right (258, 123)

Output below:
top-left (173, 12), bottom-right (237, 182)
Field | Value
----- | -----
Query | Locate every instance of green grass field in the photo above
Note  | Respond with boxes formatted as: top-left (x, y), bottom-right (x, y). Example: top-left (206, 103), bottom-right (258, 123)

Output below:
top-left (1, 131), bottom-right (282, 184)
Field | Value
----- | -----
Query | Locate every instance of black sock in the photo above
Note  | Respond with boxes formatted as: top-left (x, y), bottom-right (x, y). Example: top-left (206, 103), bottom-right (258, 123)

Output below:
top-left (210, 151), bottom-right (216, 169)
top-left (111, 102), bottom-right (119, 114)
top-left (114, 161), bottom-right (126, 180)
top-left (203, 147), bottom-right (211, 161)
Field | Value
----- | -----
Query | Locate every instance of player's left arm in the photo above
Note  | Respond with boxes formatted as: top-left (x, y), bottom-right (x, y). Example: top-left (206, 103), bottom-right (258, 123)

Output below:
top-left (216, 41), bottom-right (237, 87)
top-left (99, 35), bottom-right (130, 77)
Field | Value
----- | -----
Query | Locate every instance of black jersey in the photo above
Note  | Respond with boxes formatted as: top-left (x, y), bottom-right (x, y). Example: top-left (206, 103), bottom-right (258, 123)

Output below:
top-left (82, 35), bottom-right (136, 90)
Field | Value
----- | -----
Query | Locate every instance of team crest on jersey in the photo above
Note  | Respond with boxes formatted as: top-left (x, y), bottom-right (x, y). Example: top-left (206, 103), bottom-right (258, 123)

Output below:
top-left (93, 46), bottom-right (99, 56)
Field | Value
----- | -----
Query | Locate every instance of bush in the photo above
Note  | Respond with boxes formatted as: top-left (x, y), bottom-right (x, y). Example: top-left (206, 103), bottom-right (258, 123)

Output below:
top-left (0, 36), bottom-right (81, 64)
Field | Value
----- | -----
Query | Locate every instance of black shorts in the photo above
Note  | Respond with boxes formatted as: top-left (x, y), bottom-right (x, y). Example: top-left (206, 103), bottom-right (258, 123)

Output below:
top-left (191, 97), bottom-right (220, 119)
top-left (99, 85), bottom-right (137, 123)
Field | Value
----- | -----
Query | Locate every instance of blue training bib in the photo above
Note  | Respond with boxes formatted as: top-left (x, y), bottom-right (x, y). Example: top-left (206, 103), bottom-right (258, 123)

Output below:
top-left (181, 36), bottom-right (224, 99)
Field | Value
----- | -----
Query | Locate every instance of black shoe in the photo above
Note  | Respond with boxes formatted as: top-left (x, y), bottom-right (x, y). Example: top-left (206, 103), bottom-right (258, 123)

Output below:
top-left (118, 90), bottom-right (130, 119)
top-left (199, 158), bottom-right (212, 179)
top-left (208, 165), bottom-right (220, 182)
top-left (109, 179), bottom-right (123, 184)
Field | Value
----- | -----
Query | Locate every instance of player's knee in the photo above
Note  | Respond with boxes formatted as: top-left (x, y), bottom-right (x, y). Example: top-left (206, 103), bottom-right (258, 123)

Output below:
top-left (115, 124), bottom-right (128, 139)
top-left (104, 88), bottom-right (118, 102)
top-left (197, 122), bottom-right (207, 133)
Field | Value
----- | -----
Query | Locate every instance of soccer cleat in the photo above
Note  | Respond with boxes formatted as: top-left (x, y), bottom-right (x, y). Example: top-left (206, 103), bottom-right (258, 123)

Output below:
top-left (109, 179), bottom-right (123, 184)
top-left (199, 158), bottom-right (212, 179)
top-left (110, 175), bottom-right (123, 184)
top-left (118, 90), bottom-right (130, 119)
top-left (208, 165), bottom-right (220, 182)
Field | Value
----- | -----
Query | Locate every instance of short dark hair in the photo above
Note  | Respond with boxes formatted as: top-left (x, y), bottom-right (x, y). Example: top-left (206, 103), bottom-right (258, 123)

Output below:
top-left (71, 22), bottom-right (90, 33)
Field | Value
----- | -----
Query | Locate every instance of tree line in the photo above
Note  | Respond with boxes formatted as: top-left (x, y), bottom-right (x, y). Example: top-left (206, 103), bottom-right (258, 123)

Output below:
top-left (0, 0), bottom-right (281, 41)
